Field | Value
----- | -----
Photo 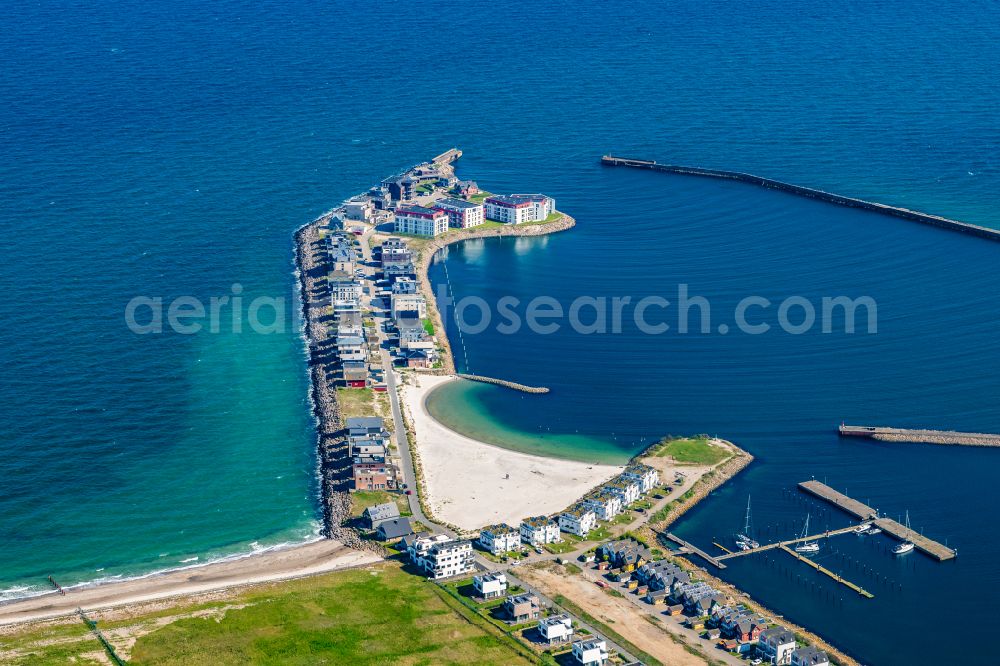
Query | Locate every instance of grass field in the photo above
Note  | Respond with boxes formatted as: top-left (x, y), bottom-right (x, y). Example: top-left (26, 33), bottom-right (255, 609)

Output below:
top-left (336, 387), bottom-right (375, 419)
top-left (349, 489), bottom-right (411, 518)
top-left (652, 436), bottom-right (730, 466)
top-left (128, 564), bottom-right (537, 665)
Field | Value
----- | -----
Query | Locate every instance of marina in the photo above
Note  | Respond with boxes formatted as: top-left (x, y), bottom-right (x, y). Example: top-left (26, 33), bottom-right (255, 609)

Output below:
top-left (798, 480), bottom-right (956, 561)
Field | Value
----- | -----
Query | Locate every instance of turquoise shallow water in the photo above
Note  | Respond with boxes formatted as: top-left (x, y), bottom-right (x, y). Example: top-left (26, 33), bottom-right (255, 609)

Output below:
top-left (2, 1), bottom-right (1000, 662)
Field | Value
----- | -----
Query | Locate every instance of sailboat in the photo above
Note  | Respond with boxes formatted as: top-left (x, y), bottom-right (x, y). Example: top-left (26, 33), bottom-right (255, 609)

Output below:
top-left (893, 511), bottom-right (915, 554)
top-left (735, 496), bottom-right (759, 550)
top-left (794, 514), bottom-right (820, 554)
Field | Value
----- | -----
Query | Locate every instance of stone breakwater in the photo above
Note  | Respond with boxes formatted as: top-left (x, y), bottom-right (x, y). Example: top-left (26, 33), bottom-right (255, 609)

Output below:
top-left (840, 424), bottom-right (1000, 447)
top-left (294, 216), bottom-right (386, 556)
top-left (414, 214), bottom-right (576, 376)
top-left (602, 155), bottom-right (1000, 243)
top-left (456, 374), bottom-right (550, 394)
top-left (654, 447), bottom-right (754, 531)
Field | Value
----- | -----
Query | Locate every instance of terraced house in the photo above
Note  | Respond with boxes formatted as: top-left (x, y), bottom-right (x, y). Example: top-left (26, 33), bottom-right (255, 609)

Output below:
top-left (520, 516), bottom-right (561, 545)
top-left (559, 503), bottom-right (597, 537)
top-left (477, 523), bottom-right (521, 555)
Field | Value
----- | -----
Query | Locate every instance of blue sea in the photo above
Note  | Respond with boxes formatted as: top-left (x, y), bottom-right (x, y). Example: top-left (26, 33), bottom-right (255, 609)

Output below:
top-left (2, 1), bottom-right (998, 663)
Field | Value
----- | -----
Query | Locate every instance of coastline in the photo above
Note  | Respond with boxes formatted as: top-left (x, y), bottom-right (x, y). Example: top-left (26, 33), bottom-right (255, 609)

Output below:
top-left (400, 374), bottom-right (623, 531)
top-left (0, 539), bottom-right (379, 626)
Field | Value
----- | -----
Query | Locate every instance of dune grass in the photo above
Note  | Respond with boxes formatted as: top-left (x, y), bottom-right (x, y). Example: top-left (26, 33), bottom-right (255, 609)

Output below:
top-left (653, 436), bottom-right (730, 466)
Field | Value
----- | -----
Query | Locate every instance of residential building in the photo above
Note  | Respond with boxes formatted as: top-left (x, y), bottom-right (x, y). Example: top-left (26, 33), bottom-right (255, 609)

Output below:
top-left (391, 292), bottom-right (427, 319)
top-left (572, 639), bottom-right (608, 666)
top-left (362, 502), bottom-right (400, 529)
top-left (329, 274), bottom-right (363, 303)
top-left (376, 517), bottom-right (413, 541)
top-left (635, 560), bottom-right (690, 591)
top-left (380, 237), bottom-right (413, 269)
top-left (484, 194), bottom-right (554, 224)
top-left (597, 539), bottom-right (650, 570)
top-left (340, 360), bottom-right (368, 387)
top-left (503, 594), bottom-right (541, 622)
top-left (328, 234), bottom-right (358, 272)
top-left (603, 476), bottom-right (641, 506)
top-left (455, 180), bottom-right (479, 197)
top-left (352, 461), bottom-right (394, 491)
top-left (402, 348), bottom-right (433, 368)
top-left (420, 539), bottom-right (475, 580)
top-left (537, 614), bottom-right (573, 644)
top-left (384, 262), bottom-right (416, 281)
top-left (520, 516), bottom-right (561, 545)
top-left (621, 463), bottom-right (659, 493)
top-left (583, 490), bottom-right (623, 521)
top-left (343, 197), bottom-right (374, 222)
top-left (395, 205), bottom-right (448, 236)
top-left (472, 572), bottom-right (508, 599)
top-left (406, 533), bottom-right (451, 561)
top-left (478, 524), bottom-right (521, 555)
top-left (758, 626), bottom-right (797, 665)
top-left (336, 334), bottom-right (367, 362)
top-left (433, 197), bottom-right (485, 228)
top-left (791, 647), bottom-right (830, 666)
top-left (391, 276), bottom-right (418, 294)
top-left (559, 504), bottom-right (597, 537)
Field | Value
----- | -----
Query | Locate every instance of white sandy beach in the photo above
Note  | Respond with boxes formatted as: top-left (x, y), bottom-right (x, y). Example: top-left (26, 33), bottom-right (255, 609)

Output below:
top-left (0, 539), bottom-right (380, 626)
top-left (402, 374), bottom-right (623, 531)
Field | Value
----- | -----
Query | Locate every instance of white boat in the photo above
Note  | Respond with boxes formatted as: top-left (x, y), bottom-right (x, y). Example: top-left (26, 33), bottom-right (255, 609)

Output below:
top-left (854, 522), bottom-right (872, 534)
top-left (893, 510), bottom-right (915, 555)
top-left (864, 526), bottom-right (882, 536)
top-left (793, 513), bottom-right (821, 554)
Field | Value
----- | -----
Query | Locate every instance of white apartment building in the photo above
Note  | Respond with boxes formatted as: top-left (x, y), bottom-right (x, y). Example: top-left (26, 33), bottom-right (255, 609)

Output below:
top-left (408, 535), bottom-right (474, 580)
top-left (433, 197), bottom-right (485, 228)
top-left (559, 504), bottom-right (597, 537)
top-left (520, 516), bottom-right (561, 545)
top-left (759, 626), bottom-right (797, 665)
top-left (484, 194), bottom-right (554, 224)
top-left (394, 205), bottom-right (449, 237)
top-left (477, 524), bottom-right (521, 555)
top-left (603, 476), bottom-right (641, 506)
top-left (582, 491), bottom-right (622, 521)
top-left (622, 463), bottom-right (660, 494)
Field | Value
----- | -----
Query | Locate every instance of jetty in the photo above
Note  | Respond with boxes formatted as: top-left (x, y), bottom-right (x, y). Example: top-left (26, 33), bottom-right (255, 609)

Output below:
top-left (664, 532), bottom-right (727, 569)
top-left (457, 373), bottom-right (549, 394)
top-left (601, 155), bottom-right (1000, 243)
top-left (839, 424), bottom-right (1000, 447)
top-left (716, 525), bottom-right (859, 561)
top-left (778, 545), bottom-right (874, 599)
top-left (798, 480), bottom-right (956, 561)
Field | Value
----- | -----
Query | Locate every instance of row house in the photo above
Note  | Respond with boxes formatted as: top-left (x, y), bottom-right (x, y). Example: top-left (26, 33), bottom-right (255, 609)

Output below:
top-left (603, 475), bottom-right (641, 506)
top-left (583, 490), bottom-right (623, 521)
top-left (621, 463), bottom-right (659, 494)
top-left (597, 539), bottom-right (650, 571)
top-left (477, 524), bottom-right (521, 556)
top-left (520, 516), bottom-right (561, 545)
top-left (559, 504), bottom-right (597, 537)
top-left (635, 560), bottom-right (690, 592)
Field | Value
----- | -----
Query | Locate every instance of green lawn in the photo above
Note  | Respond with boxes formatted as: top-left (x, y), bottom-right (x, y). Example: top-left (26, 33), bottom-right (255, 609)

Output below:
top-left (467, 191), bottom-right (493, 203)
top-left (652, 436), bottom-right (730, 466)
top-left (336, 387), bottom-right (376, 419)
top-left (130, 564), bottom-right (537, 665)
top-left (349, 490), bottom-right (410, 518)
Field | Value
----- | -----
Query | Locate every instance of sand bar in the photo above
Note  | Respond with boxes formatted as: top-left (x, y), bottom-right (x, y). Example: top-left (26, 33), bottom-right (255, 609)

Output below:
top-left (0, 539), bottom-right (380, 626)
top-left (402, 374), bottom-right (623, 531)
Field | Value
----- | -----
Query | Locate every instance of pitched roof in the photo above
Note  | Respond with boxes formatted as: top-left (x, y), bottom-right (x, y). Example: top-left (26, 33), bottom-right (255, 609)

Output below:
top-left (364, 502), bottom-right (400, 522)
top-left (377, 517), bottom-right (413, 540)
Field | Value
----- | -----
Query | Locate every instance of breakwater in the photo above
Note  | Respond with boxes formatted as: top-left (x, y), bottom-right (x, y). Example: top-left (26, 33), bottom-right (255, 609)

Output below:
top-left (457, 374), bottom-right (549, 394)
top-left (839, 424), bottom-right (1000, 447)
top-left (601, 156), bottom-right (1000, 242)
top-left (414, 213), bottom-right (576, 375)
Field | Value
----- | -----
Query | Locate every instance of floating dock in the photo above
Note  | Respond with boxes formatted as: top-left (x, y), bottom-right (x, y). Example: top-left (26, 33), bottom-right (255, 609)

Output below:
top-left (839, 424), bottom-right (1000, 447)
top-left (798, 480), bottom-right (956, 561)
top-left (779, 545), bottom-right (874, 598)
top-left (717, 525), bottom-right (858, 561)
top-left (601, 156), bottom-right (1000, 243)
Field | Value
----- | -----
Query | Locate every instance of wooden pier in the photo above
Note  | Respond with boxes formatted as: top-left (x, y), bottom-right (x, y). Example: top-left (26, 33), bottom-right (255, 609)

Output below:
top-left (664, 532), bottom-right (727, 569)
top-left (797, 480), bottom-right (956, 561)
top-left (839, 424), bottom-right (1000, 447)
top-left (716, 525), bottom-right (859, 561)
top-left (779, 546), bottom-right (874, 598)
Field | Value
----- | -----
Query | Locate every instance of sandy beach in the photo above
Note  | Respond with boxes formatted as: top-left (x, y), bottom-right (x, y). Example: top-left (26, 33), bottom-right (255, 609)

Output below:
top-left (402, 374), bottom-right (623, 531)
top-left (0, 539), bottom-right (380, 626)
